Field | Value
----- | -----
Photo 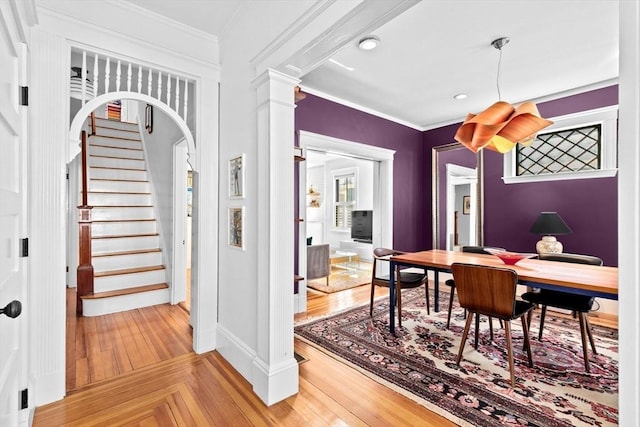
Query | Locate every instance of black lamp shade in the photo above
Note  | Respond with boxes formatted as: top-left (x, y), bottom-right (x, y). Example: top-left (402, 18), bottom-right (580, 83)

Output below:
top-left (529, 212), bottom-right (572, 235)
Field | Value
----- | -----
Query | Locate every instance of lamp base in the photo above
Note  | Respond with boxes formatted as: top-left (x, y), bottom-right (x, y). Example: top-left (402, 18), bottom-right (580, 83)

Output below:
top-left (536, 236), bottom-right (563, 254)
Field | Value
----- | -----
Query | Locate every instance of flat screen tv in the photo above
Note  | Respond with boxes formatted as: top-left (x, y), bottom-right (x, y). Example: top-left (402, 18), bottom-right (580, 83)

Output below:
top-left (351, 210), bottom-right (373, 243)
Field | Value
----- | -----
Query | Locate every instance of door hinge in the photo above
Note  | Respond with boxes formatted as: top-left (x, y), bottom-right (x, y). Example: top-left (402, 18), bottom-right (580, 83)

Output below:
top-left (19, 86), bottom-right (28, 106)
top-left (19, 238), bottom-right (28, 257)
top-left (20, 389), bottom-right (28, 409)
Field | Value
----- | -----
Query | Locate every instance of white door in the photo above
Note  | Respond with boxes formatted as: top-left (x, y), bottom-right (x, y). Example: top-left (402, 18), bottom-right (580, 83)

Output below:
top-left (0, 1), bottom-right (28, 425)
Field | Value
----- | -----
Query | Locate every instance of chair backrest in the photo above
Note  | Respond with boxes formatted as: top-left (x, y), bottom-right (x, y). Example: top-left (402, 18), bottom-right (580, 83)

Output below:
top-left (451, 263), bottom-right (518, 319)
top-left (307, 244), bottom-right (330, 280)
top-left (537, 252), bottom-right (603, 266)
top-left (462, 246), bottom-right (505, 254)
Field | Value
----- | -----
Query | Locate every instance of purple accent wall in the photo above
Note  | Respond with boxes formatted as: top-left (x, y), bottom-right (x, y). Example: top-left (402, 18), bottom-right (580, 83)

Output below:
top-left (295, 94), bottom-right (427, 253)
top-left (424, 86), bottom-right (619, 266)
top-left (295, 85), bottom-right (618, 272)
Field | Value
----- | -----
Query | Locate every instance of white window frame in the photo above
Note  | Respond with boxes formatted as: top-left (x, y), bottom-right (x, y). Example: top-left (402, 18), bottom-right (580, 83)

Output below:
top-left (332, 167), bottom-right (358, 232)
top-left (502, 105), bottom-right (618, 184)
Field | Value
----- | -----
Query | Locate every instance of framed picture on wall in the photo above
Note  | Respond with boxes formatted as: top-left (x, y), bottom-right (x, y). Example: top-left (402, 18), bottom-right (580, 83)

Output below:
top-left (463, 195), bottom-right (471, 215)
top-left (229, 154), bottom-right (245, 198)
top-left (228, 206), bottom-right (244, 249)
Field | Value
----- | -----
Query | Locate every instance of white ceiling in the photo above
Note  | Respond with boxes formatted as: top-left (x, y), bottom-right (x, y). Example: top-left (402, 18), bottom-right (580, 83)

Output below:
top-left (125, 0), bottom-right (619, 130)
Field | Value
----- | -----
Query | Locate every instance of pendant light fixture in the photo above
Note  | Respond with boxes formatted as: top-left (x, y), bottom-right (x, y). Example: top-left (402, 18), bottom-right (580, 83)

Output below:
top-left (454, 37), bottom-right (553, 154)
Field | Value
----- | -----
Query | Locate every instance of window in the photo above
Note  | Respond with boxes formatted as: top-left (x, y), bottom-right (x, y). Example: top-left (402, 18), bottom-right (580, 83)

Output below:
top-left (333, 171), bottom-right (356, 230)
top-left (503, 106), bottom-right (618, 183)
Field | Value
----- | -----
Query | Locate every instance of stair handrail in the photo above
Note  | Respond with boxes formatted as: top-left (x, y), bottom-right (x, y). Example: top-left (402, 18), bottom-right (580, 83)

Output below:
top-left (90, 111), bottom-right (96, 136)
top-left (77, 130), bottom-right (94, 315)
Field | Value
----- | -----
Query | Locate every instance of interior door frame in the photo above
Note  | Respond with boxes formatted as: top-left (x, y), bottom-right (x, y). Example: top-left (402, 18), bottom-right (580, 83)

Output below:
top-left (445, 163), bottom-right (477, 250)
top-left (296, 130), bottom-right (394, 312)
top-left (172, 139), bottom-right (188, 306)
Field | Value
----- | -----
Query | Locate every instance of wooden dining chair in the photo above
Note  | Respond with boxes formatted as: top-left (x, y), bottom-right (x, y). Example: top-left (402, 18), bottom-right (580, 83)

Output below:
top-left (370, 248), bottom-right (429, 328)
top-left (445, 246), bottom-right (505, 348)
top-left (451, 262), bottom-right (535, 388)
top-left (520, 252), bottom-right (603, 373)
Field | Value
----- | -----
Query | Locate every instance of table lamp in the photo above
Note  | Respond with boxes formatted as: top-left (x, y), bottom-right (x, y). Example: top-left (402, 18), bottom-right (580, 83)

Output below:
top-left (529, 212), bottom-right (572, 254)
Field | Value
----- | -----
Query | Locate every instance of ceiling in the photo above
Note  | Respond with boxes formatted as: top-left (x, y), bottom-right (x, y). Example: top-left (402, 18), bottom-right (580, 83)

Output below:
top-left (125, 0), bottom-right (619, 130)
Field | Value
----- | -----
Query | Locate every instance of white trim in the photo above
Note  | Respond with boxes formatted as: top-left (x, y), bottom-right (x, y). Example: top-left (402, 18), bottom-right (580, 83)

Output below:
top-left (445, 164), bottom-right (477, 250)
top-left (172, 139), bottom-right (188, 305)
top-left (297, 131), bottom-right (395, 313)
top-left (503, 106), bottom-right (618, 184)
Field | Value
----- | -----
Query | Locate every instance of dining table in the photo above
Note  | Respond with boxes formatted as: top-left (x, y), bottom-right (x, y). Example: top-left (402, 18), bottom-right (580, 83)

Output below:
top-left (388, 249), bottom-right (618, 334)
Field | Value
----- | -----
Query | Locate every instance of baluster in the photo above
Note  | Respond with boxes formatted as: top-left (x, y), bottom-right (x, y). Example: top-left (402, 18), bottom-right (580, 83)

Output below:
top-left (147, 68), bottom-right (152, 96)
top-left (93, 54), bottom-right (99, 96)
top-left (175, 78), bottom-right (181, 116)
top-left (183, 80), bottom-right (189, 122)
top-left (104, 57), bottom-right (111, 94)
top-left (166, 74), bottom-right (172, 107)
top-left (81, 51), bottom-right (88, 104)
top-left (157, 71), bottom-right (162, 101)
top-left (127, 63), bottom-right (132, 92)
top-left (137, 65), bottom-right (142, 93)
top-left (116, 60), bottom-right (121, 91)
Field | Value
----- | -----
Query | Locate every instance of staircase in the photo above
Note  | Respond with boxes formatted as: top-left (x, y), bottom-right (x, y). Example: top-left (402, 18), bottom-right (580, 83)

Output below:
top-left (80, 117), bottom-right (170, 317)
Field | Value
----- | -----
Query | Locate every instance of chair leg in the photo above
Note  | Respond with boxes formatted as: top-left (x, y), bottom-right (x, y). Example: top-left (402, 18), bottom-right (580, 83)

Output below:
top-left (424, 281), bottom-right (430, 315)
top-left (504, 321), bottom-right (516, 388)
top-left (488, 317), bottom-right (495, 342)
top-left (538, 305), bottom-right (547, 341)
top-left (456, 313), bottom-right (474, 365)
top-left (583, 313), bottom-right (598, 354)
top-left (446, 286), bottom-right (455, 329)
top-left (369, 284), bottom-right (375, 317)
top-left (521, 314), bottom-right (534, 368)
top-left (578, 312), bottom-right (591, 373)
top-left (474, 314), bottom-right (480, 349)
top-left (397, 283), bottom-right (403, 328)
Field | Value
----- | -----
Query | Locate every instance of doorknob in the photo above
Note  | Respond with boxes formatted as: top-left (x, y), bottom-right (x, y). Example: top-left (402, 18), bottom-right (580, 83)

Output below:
top-left (0, 300), bottom-right (22, 318)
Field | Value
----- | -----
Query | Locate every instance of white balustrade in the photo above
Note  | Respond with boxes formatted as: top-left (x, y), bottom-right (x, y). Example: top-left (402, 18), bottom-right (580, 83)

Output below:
top-left (71, 48), bottom-right (192, 122)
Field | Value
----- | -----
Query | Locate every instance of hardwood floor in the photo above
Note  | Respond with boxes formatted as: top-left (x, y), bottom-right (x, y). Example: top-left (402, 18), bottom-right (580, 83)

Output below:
top-left (34, 286), bottom-right (455, 426)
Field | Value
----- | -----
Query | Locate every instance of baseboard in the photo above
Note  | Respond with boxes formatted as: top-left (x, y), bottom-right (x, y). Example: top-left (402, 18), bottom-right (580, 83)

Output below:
top-left (252, 355), bottom-right (299, 406)
top-left (215, 323), bottom-right (257, 383)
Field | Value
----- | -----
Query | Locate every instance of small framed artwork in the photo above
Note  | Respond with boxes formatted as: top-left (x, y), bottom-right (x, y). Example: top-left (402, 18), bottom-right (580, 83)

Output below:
top-left (145, 104), bottom-right (153, 133)
top-left (463, 195), bottom-right (471, 215)
top-left (228, 207), bottom-right (244, 249)
top-left (229, 154), bottom-right (245, 198)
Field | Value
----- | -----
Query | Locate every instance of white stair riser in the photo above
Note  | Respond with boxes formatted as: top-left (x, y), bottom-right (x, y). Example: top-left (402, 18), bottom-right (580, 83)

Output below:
top-left (87, 192), bottom-right (152, 206)
top-left (90, 167), bottom-right (148, 181)
top-left (89, 136), bottom-right (141, 150)
top-left (89, 156), bottom-right (145, 170)
top-left (94, 118), bottom-right (138, 132)
top-left (82, 288), bottom-right (170, 317)
top-left (89, 179), bottom-right (150, 193)
top-left (94, 268), bottom-right (166, 293)
top-left (89, 145), bottom-right (144, 160)
top-left (94, 126), bottom-right (140, 139)
top-left (93, 251), bottom-right (163, 272)
top-left (93, 235), bottom-right (160, 253)
top-left (92, 220), bottom-right (157, 236)
top-left (92, 206), bottom-right (154, 221)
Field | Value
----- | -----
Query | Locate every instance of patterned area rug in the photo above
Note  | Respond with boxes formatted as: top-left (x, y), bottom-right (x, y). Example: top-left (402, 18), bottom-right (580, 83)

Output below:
top-left (295, 288), bottom-right (618, 426)
top-left (307, 262), bottom-right (372, 293)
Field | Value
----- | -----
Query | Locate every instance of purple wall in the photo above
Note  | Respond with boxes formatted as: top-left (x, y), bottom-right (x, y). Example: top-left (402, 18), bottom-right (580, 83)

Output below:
top-left (295, 94), bottom-right (427, 253)
top-left (295, 85), bottom-right (618, 269)
top-left (424, 86), bottom-right (619, 266)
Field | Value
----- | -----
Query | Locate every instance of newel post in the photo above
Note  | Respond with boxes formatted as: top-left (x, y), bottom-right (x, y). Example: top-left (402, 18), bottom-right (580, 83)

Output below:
top-left (76, 206), bottom-right (93, 315)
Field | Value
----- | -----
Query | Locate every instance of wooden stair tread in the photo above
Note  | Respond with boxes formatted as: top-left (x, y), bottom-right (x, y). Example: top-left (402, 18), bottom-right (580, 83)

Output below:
top-left (90, 166), bottom-right (147, 171)
top-left (94, 265), bottom-right (165, 277)
top-left (80, 283), bottom-right (168, 300)
top-left (89, 154), bottom-right (144, 160)
top-left (91, 204), bottom-right (153, 208)
top-left (93, 218), bottom-right (156, 223)
top-left (93, 248), bottom-right (161, 258)
top-left (90, 134), bottom-right (141, 142)
top-left (91, 178), bottom-right (149, 183)
top-left (89, 143), bottom-right (143, 151)
top-left (93, 232), bottom-right (159, 239)
top-left (88, 190), bottom-right (151, 195)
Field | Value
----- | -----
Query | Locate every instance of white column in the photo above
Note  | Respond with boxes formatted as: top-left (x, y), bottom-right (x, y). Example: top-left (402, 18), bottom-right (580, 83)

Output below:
top-left (619, 1), bottom-right (640, 424)
top-left (252, 69), bottom-right (299, 405)
top-left (28, 28), bottom-right (68, 405)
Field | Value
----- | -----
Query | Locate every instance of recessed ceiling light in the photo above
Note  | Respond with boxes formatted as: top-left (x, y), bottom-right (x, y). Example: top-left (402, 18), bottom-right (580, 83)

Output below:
top-left (453, 93), bottom-right (468, 100)
top-left (358, 36), bottom-right (380, 51)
